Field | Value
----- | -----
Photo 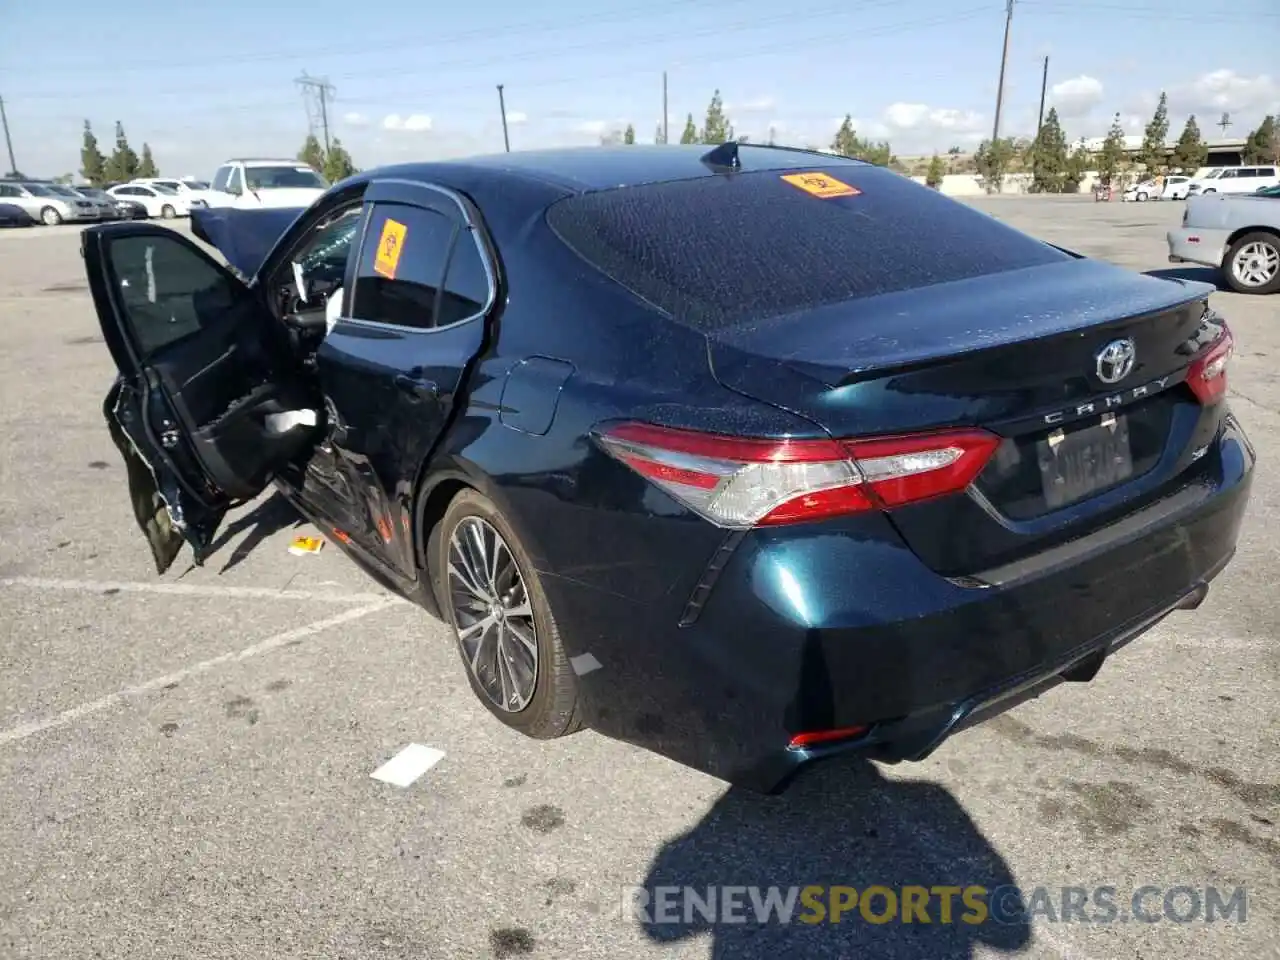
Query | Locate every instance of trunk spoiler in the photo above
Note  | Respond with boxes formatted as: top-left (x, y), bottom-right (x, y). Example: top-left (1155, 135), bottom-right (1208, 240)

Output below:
top-left (190, 206), bottom-right (308, 280)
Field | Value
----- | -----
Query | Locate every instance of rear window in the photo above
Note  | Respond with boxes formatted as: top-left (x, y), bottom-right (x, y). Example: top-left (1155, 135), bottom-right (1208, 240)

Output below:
top-left (546, 168), bottom-right (1073, 329)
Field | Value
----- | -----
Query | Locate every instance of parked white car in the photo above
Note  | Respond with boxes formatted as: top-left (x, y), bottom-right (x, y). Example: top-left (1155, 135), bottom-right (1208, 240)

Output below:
top-left (206, 159), bottom-right (329, 209)
top-left (107, 183), bottom-right (191, 219)
top-left (130, 177), bottom-right (213, 208)
top-left (1124, 175), bottom-right (1192, 202)
top-left (0, 179), bottom-right (96, 225)
top-left (1186, 165), bottom-right (1280, 197)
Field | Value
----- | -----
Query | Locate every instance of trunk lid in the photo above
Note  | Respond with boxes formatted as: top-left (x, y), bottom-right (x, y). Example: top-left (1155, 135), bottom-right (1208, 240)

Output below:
top-left (707, 258), bottom-right (1222, 577)
top-left (190, 206), bottom-right (307, 278)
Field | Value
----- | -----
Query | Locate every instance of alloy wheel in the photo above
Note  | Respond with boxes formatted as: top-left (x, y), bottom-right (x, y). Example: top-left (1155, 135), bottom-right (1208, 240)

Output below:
top-left (41, 207), bottom-right (61, 226)
top-left (1231, 241), bottom-right (1280, 288)
top-left (446, 516), bottom-right (538, 712)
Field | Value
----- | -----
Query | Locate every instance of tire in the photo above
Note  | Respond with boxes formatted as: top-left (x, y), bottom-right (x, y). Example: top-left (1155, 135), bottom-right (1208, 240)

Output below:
top-left (1137, 191), bottom-right (1149, 202)
top-left (1223, 231), bottom-right (1280, 295)
top-left (434, 488), bottom-right (582, 738)
top-left (160, 204), bottom-right (176, 219)
top-left (1203, 189), bottom-right (1216, 194)
top-left (40, 206), bottom-right (62, 226)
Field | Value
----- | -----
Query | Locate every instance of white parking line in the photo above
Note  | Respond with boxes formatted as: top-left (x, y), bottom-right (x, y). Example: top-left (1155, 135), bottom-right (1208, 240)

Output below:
top-left (370, 744), bottom-right (447, 787)
top-left (0, 600), bottom-right (393, 747)
top-left (0, 575), bottom-right (405, 606)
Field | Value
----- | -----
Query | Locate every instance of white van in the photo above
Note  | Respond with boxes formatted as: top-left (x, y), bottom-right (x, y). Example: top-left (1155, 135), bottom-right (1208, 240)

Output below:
top-left (1186, 165), bottom-right (1280, 197)
top-left (206, 159), bottom-right (329, 209)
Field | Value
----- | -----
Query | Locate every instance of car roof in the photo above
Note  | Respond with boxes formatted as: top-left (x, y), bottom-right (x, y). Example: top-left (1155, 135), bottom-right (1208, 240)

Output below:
top-left (227, 158), bottom-right (316, 167)
top-left (362, 144), bottom-right (868, 195)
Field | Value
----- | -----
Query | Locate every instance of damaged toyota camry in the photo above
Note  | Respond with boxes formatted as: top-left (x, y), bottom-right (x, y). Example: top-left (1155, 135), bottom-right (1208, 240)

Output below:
top-left (85, 143), bottom-right (1254, 792)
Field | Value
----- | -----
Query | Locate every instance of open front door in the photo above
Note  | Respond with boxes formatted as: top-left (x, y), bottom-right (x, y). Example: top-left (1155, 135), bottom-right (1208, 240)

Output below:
top-left (84, 223), bottom-right (320, 573)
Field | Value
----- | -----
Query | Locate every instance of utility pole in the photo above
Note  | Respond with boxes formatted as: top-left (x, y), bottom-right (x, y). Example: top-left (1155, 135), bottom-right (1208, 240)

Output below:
top-left (662, 71), bottom-right (669, 144)
top-left (0, 95), bottom-right (16, 176)
top-left (295, 73), bottom-right (337, 153)
top-left (991, 0), bottom-right (1015, 143)
top-left (1036, 55), bottom-right (1049, 135)
top-left (497, 85), bottom-right (510, 153)
top-left (1218, 112), bottom-right (1232, 137)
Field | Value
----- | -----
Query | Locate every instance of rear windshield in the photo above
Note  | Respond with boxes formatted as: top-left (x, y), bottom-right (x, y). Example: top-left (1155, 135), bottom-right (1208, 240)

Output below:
top-left (546, 167), bottom-right (1071, 329)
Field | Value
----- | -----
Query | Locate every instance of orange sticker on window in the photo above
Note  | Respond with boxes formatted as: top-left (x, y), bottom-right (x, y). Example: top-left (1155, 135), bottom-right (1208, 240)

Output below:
top-left (780, 172), bottom-right (861, 199)
top-left (373, 218), bottom-right (408, 279)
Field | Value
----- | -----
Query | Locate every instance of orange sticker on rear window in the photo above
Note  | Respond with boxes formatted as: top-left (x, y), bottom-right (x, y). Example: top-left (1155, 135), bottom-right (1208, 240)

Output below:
top-left (373, 218), bottom-right (408, 279)
top-left (780, 172), bottom-right (861, 199)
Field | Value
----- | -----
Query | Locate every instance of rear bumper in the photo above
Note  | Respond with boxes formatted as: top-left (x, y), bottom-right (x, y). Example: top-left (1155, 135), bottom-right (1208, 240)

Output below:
top-left (547, 413), bottom-right (1254, 791)
top-left (1167, 227), bottom-right (1228, 268)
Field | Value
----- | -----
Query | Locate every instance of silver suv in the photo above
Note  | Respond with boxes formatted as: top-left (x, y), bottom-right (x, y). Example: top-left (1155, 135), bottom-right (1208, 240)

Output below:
top-left (0, 180), bottom-right (96, 225)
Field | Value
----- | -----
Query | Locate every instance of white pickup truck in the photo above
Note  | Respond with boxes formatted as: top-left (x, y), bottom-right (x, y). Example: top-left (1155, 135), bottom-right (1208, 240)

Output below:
top-left (206, 158), bottom-right (329, 210)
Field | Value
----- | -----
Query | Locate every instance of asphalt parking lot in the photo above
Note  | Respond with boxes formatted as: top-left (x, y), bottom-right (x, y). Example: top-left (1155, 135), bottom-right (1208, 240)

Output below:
top-left (1, 198), bottom-right (1277, 960)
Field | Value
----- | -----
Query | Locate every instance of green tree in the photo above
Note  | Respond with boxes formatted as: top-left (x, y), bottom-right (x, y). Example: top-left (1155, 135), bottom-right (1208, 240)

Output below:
top-left (973, 137), bottom-right (1016, 192)
top-left (1244, 115), bottom-right (1277, 164)
top-left (830, 115), bottom-right (892, 166)
top-left (80, 121), bottom-right (107, 186)
top-left (322, 138), bottom-right (357, 181)
top-left (298, 134), bottom-right (326, 171)
top-left (925, 154), bottom-right (945, 189)
top-left (1137, 92), bottom-right (1170, 176)
top-left (1097, 113), bottom-right (1127, 184)
top-left (1029, 107), bottom-right (1068, 192)
top-left (654, 123), bottom-right (667, 145)
top-left (623, 123), bottom-right (636, 145)
top-left (700, 89), bottom-right (733, 145)
top-left (1064, 142), bottom-right (1091, 193)
top-left (679, 113), bottom-right (699, 144)
top-left (1171, 115), bottom-right (1208, 172)
top-left (137, 143), bottom-right (158, 178)
top-left (103, 121), bottom-right (140, 183)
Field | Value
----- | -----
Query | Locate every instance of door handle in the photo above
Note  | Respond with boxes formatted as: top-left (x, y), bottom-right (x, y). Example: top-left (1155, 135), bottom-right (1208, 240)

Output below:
top-left (394, 373), bottom-right (439, 400)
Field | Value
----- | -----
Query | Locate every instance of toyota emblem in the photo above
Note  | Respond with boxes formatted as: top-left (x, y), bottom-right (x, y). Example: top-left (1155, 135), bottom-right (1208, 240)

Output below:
top-left (1095, 338), bottom-right (1137, 385)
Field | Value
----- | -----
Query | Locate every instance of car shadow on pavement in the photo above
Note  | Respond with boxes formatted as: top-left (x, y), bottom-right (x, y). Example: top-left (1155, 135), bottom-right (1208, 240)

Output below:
top-left (1145, 266), bottom-right (1228, 291)
top-left (637, 760), bottom-right (1032, 959)
top-left (205, 492), bottom-right (306, 574)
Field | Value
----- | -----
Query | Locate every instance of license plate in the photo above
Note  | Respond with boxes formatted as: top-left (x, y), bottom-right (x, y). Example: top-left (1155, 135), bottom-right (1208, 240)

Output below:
top-left (1037, 414), bottom-right (1133, 510)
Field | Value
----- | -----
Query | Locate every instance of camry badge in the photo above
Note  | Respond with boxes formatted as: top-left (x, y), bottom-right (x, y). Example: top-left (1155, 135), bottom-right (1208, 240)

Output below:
top-left (1095, 338), bottom-right (1137, 385)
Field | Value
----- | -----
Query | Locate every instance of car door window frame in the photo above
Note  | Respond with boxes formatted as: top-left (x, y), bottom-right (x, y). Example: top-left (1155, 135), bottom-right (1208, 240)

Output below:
top-left (257, 183), bottom-right (371, 307)
top-left (340, 179), bottom-right (498, 337)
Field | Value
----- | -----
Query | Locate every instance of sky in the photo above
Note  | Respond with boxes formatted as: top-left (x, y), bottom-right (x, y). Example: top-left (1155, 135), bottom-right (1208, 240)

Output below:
top-left (1, 0), bottom-right (1277, 180)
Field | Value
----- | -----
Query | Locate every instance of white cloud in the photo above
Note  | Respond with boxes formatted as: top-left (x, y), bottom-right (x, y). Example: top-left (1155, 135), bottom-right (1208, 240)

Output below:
top-left (382, 113), bottom-right (433, 132)
top-left (343, 112), bottom-right (369, 127)
top-left (1175, 69), bottom-right (1277, 119)
top-left (883, 103), bottom-right (983, 133)
top-left (572, 119), bottom-right (608, 136)
top-left (1049, 75), bottom-right (1105, 118)
top-left (726, 95), bottom-right (777, 114)
top-left (505, 111), bottom-right (528, 126)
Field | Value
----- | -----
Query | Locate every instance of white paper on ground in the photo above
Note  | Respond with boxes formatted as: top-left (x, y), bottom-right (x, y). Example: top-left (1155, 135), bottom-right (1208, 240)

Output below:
top-left (370, 744), bottom-right (447, 787)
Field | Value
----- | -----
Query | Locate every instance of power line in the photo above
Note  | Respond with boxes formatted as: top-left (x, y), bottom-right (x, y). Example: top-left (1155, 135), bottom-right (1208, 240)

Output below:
top-left (4, 0), bottom-right (767, 76)
top-left (11, 0), bottom-right (916, 103)
top-left (14, 8), bottom-right (992, 133)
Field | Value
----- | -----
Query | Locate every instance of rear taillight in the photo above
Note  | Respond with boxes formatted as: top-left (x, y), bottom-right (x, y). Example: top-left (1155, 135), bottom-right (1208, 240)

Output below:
top-left (596, 422), bottom-right (1000, 528)
top-left (1187, 326), bottom-right (1233, 405)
